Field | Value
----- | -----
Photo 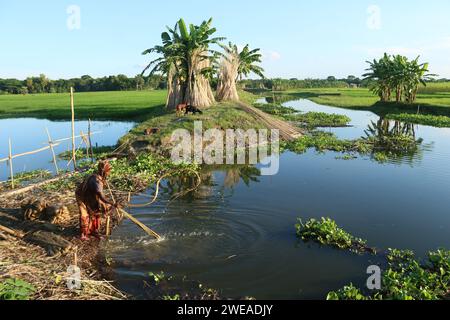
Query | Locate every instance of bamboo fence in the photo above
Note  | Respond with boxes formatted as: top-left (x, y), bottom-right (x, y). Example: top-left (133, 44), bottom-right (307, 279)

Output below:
top-left (0, 87), bottom-right (101, 189)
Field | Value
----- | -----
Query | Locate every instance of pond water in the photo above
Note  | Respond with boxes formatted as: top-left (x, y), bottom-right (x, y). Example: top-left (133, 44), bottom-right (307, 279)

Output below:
top-left (0, 118), bottom-right (134, 182)
top-left (109, 98), bottom-right (450, 299)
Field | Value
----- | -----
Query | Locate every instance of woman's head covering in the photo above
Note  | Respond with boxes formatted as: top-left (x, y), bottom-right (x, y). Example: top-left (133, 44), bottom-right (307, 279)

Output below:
top-left (98, 160), bottom-right (112, 177)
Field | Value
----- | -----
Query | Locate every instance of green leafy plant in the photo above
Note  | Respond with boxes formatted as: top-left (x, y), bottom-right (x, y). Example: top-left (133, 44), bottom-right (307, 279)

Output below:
top-left (0, 278), bottom-right (36, 300)
top-left (286, 112), bottom-right (351, 128)
top-left (162, 294), bottom-right (181, 300)
top-left (295, 218), bottom-right (369, 253)
top-left (328, 249), bottom-right (450, 300)
top-left (326, 284), bottom-right (368, 300)
top-left (149, 271), bottom-right (170, 284)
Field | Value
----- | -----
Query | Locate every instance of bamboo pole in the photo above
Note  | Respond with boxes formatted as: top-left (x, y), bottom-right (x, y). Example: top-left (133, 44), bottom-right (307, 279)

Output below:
top-left (105, 180), bottom-right (161, 240)
top-left (0, 144), bottom-right (61, 163)
top-left (0, 171), bottom-right (77, 198)
top-left (8, 138), bottom-right (14, 189)
top-left (0, 224), bottom-right (24, 239)
top-left (119, 209), bottom-right (162, 241)
top-left (51, 131), bottom-right (101, 144)
top-left (46, 127), bottom-right (59, 175)
top-left (80, 130), bottom-right (89, 160)
top-left (88, 119), bottom-right (94, 163)
top-left (70, 87), bottom-right (76, 170)
top-left (66, 137), bottom-right (85, 169)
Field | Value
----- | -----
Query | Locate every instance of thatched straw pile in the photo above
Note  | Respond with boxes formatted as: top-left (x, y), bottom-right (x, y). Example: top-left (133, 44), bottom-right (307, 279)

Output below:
top-left (216, 50), bottom-right (240, 102)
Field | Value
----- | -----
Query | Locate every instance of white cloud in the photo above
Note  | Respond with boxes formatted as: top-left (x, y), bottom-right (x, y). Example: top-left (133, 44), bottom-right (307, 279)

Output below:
top-left (261, 50), bottom-right (282, 62)
top-left (356, 37), bottom-right (450, 57)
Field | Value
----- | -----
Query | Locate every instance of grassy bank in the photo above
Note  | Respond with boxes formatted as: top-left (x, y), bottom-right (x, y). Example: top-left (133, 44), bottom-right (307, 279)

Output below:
top-left (119, 101), bottom-right (267, 155)
top-left (0, 90), bottom-right (167, 120)
top-left (280, 86), bottom-right (450, 119)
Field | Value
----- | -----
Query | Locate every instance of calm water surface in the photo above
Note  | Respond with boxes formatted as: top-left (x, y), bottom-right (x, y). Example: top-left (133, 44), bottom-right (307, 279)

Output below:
top-left (0, 118), bottom-right (134, 181)
top-left (109, 98), bottom-right (450, 299)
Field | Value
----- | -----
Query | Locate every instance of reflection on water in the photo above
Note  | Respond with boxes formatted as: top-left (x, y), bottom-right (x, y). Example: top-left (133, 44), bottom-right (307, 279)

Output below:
top-left (362, 117), bottom-right (432, 166)
top-left (109, 97), bottom-right (450, 299)
top-left (0, 118), bottom-right (134, 181)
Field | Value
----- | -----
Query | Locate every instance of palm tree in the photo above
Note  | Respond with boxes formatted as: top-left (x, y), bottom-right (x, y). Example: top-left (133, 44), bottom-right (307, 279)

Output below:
top-left (142, 18), bottom-right (224, 109)
top-left (216, 43), bottom-right (264, 102)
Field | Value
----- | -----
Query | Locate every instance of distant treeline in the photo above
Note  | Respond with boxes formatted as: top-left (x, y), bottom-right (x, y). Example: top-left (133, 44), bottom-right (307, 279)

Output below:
top-left (1, 74), bottom-right (449, 95)
top-left (0, 74), bottom-right (166, 94)
top-left (239, 76), bottom-right (364, 91)
top-left (239, 76), bottom-right (450, 91)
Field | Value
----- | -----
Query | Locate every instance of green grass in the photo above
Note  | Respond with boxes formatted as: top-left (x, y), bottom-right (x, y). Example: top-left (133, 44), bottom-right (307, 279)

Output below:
top-left (119, 101), bottom-right (267, 155)
top-left (280, 85), bottom-right (450, 122)
top-left (0, 90), bottom-right (167, 120)
top-left (386, 113), bottom-right (450, 127)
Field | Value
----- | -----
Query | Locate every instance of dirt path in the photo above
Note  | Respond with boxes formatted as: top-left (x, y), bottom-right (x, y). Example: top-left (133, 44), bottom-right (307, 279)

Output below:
top-left (237, 102), bottom-right (303, 141)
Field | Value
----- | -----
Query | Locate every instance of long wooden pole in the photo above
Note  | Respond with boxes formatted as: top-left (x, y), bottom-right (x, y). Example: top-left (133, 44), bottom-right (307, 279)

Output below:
top-left (105, 180), bottom-right (161, 240)
top-left (88, 119), bottom-right (94, 163)
top-left (70, 87), bottom-right (76, 170)
top-left (8, 138), bottom-right (14, 189)
top-left (46, 128), bottom-right (59, 175)
top-left (0, 144), bottom-right (59, 163)
top-left (80, 130), bottom-right (89, 160)
top-left (52, 131), bottom-right (101, 144)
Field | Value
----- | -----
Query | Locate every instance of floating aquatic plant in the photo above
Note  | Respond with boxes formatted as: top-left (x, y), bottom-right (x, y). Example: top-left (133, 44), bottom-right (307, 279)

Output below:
top-left (327, 249), bottom-right (450, 300)
top-left (295, 217), bottom-right (370, 253)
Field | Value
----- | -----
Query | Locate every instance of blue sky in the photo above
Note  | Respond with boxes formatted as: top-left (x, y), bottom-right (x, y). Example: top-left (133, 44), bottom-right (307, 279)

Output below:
top-left (1, 0), bottom-right (450, 80)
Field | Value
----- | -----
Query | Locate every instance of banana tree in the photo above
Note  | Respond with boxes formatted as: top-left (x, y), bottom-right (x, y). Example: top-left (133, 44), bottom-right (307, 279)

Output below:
top-left (364, 53), bottom-right (435, 104)
top-left (142, 18), bottom-right (224, 109)
top-left (216, 43), bottom-right (264, 102)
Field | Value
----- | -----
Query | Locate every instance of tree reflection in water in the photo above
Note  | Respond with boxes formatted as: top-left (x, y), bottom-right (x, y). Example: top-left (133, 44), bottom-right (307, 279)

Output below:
top-left (363, 117), bottom-right (431, 165)
top-left (156, 165), bottom-right (261, 201)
